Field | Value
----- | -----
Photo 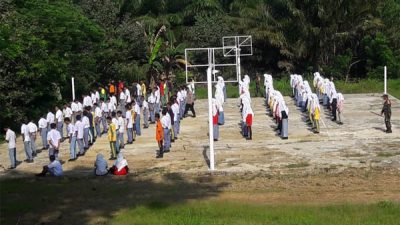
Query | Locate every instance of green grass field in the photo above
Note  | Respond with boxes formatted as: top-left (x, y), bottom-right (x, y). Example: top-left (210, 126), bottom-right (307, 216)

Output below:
top-left (1, 178), bottom-right (399, 225)
top-left (194, 79), bottom-right (400, 99)
top-left (110, 201), bottom-right (400, 225)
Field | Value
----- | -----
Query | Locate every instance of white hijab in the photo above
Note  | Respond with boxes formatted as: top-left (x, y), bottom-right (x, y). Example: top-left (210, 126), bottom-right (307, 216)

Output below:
top-left (114, 153), bottom-right (128, 172)
top-left (95, 153), bottom-right (108, 175)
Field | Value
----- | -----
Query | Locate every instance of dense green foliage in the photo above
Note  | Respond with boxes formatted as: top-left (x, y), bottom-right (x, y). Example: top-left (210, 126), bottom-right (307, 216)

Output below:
top-left (1, 0), bottom-right (400, 132)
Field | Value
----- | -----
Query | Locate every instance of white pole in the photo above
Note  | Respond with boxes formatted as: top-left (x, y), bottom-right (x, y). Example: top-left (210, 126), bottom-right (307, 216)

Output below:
top-left (71, 77), bottom-right (75, 101)
top-left (207, 49), bottom-right (215, 171)
top-left (384, 66), bottom-right (387, 94)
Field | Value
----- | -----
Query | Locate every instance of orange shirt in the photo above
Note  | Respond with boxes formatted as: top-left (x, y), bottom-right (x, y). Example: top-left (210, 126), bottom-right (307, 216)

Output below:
top-left (156, 120), bottom-right (164, 141)
top-left (109, 84), bottom-right (115, 94)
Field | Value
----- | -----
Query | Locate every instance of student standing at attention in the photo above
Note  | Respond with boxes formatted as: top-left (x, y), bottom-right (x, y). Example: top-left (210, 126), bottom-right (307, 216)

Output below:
top-left (55, 106), bottom-right (64, 139)
top-left (155, 113), bottom-right (164, 158)
top-left (142, 96), bottom-right (149, 129)
top-left (21, 122), bottom-right (33, 163)
top-left (64, 118), bottom-right (77, 161)
top-left (28, 120), bottom-right (38, 156)
top-left (75, 115), bottom-right (85, 156)
top-left (107, 116), bottom-right (117, 160)
top-left (47, 123), bottom-right (62, 160)
top-left (5, 127), bottom-right (18, 169)
top-left (38, 115), bottom-right (49, 149)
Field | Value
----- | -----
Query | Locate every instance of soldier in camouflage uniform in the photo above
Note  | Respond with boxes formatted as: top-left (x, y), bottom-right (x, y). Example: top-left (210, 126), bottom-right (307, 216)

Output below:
top-left (381, 94), bottom-right (392, 133)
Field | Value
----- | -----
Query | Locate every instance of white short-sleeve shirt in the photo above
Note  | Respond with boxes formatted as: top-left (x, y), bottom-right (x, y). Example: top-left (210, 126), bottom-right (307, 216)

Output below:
top-left (117, 117), bottom-right (125, 133)
top-left (82, 116), bottom-right (90, 129)
top-left (38, 118), bottom-right (48, 129)
top-left (47, 129), bottom-right (61, 148)
top-left (47, 112), bottom-right (55, 124)
top-left (28, 122), bottom-right (38, 133)
top-left (6, 129), bottom-right (16, 149)
top-left (125, 110), bottom-right (133, 128)
top-left (74, 121), bottom-right (84, 139)
top-left (21, 124), bottom-right (30, 142)
top-left (67, 123), bottom-right (76, 137)
top-left (56, 110), bottom-right (63, 122)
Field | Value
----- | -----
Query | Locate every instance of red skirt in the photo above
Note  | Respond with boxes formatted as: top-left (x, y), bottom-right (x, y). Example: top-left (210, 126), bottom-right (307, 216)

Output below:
top-left (246, 114), bottom-right (253, 126)
top-left (213, 114), bottom-right (218, 125)
top-left (111, 166), bottom-right (129, 175)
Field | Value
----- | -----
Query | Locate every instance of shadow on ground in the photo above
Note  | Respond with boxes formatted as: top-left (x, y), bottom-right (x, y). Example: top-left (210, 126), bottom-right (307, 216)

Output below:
top-left (0, 167), bottom-right (229, 225)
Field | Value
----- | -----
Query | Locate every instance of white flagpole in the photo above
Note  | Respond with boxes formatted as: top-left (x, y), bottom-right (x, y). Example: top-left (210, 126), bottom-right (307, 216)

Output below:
top-left (384, 66), bottom-right (387, 94)
top-left (72, 77), bottom-right (75, 101)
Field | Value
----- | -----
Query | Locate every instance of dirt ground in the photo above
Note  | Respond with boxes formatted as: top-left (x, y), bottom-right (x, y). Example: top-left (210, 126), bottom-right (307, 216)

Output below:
top-left (1, 93), bottom-right (399, 224)
top-left (1, 93), bottom-right (399, 177)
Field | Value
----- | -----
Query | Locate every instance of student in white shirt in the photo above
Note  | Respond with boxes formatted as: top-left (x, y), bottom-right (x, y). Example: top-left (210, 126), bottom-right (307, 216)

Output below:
top-left (125, 88), bottom-right (131, 104)
top-left (77, 100), bottom-right (83, 114)
top-left (47, 123), bottom-right (61, 160)
top-left (64, 118), bottom-right (77, 161)
top-left (141, 96), bottom-right (149, 128)
top-left (38, 116), bottom-right (49, 149)
top-left (154, 87), bottom-right (161, 114)
top-left (94, 103), bottom-right (102, 138)
top-left (133, 100), bottom-right (141, 136)
top-left (110, 95), bottom-right (117, 110)
top-left (63, 104), bottom-right (72, 120)
top-left (71, 100), bottom-right (79, 123)
top-left (119, 89), bottom-right (127, 115)
top-left (101, 99), bottom-right (109, 133)
top-left (117, 111), bottom-right (125, 150)
top-left (36, 155), bottom-right (63, 177)
top-left (171, 99), bottom-right (180, 139)
top-left (74, 115), bottom-right (85, 156)
top-left (21, 123), bottom-right (33, 162)
top-left (28, 120), bottom-right (38, 156)
top-left (125, 105), bottom-right (134, 144)
top-left (55, 106), bottom-right (64, 138)
top-left (82, 111), bottom-right (90, 149)
top-left (161, 109), bottom-right (171, 152)
top-left (91, 91), bottom-right (97, 105)
top-left (148, 91), bottom-right (156, 123)
top-left (5, 127), bottom-right (18, 169)
top-left (46, 111), bottom-right (55, 131)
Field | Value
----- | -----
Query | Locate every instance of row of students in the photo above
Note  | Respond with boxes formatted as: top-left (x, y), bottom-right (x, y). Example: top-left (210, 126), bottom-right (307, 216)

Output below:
top-left (313, 73), bottom-right (345, 124)
top-left (239, 75), bottom-right (254, 140)
top-left (265, 74), bottom-right (289, 139)
top-left (291, 74), bottom-right (321, 133)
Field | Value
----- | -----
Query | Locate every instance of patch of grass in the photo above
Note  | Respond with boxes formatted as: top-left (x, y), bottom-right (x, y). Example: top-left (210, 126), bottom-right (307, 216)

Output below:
top-left (286, 162), bottom-right (310, 168)
top-left (109, 200), bottom-right (400, 225)
top-left (194, 79), bottom-right (400, 99)
top-left (377, 152), bottom-right (400, 157)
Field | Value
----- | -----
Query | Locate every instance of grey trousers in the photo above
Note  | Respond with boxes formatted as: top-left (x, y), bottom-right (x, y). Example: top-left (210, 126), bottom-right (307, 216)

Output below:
top-left (24, 141), bottom-right (33, 160)
top-left (30, 133), bottom-right (37, 154)
top-left (57, 122), bottom-right (63, 138)
top-left (127, 128), bottom-right (133, 143)
top-left (95, 119), bottom-right (101, 137)
top-left (9, 148), bottom-right (16, 167)
top-left (77, 138), bottom-right (84, 154)
top-left (84, 128), bottom-right (89, 148)
top-left (40, 128), bottom-right (48, 148)
top-left (143, 110), bottom-right (149, 128)
top-left (213, 124), bottom-right (219, 140)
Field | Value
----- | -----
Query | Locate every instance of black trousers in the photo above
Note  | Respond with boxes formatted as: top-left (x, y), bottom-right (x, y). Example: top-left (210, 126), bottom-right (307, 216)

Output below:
top-left (385, 114), bottom-right (392, 131)
top-left (331, 98), bottom-right (337, 121)
top-left (184, 103), bottom-right (196, 116)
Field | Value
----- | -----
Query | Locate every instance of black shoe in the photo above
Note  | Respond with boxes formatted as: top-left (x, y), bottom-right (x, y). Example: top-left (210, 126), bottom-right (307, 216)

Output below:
top-left (8, 166), bottom-right (16, 170)
top-left (331, 119), bottom-right (336, 122)
top-left (214, 139), bottom-right (218, 141)
top-left (386, 130), bottom-right (392, 133)
top-left (68, 158), bottom-right (76, 162)
top-left (35, 173), bottom-right (45, 177)
top-left (156, 155), bottom-right (163, 158)
top-left (27, 159), bottom-right (34, 163)
top-left (164, 149), bottom-right (170, 153)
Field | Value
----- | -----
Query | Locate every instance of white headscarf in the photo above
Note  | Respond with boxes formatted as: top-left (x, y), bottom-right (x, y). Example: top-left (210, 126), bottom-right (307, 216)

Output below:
top-left (217, 76), bottom-right (225, 88)
top-left (95, 154), bottom-right (108, 175)
top-left (114, 153), bottom-right (128, 172)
